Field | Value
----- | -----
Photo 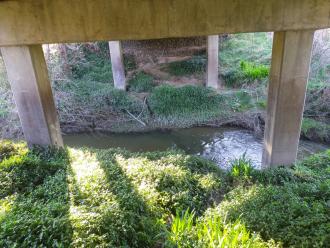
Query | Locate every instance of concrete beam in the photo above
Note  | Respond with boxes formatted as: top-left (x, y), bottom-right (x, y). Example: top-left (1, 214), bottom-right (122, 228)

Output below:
top-left (1, 45), bottom-right (63, 147)
top-left (0, 0), bottom-right (329, 46)
top-left (207, 35), bottom-right (219, 89)
top-left (262, 30), bottom-right (315, 167)
top-left (109, 41), bottom-right (126, 90)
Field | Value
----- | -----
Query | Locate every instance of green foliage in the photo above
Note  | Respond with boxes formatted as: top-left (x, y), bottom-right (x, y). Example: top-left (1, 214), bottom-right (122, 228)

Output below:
top-left (166, 209), bottom-right (275, 248)
top-left (225, 90), bottom-right (254, 112)
top-left (220, 33), bottom-right (272, 87)
top-left (0, 140), bottom-right (329, 247)
top-left (165, 56), bottom-right (206, 76)
top-left (0, 171), bottom-right (72, 247)
top-left (301, 118), bottom-right (330, 143)
top-left (240, 61), bottom-right (269, 80)
top-left (70, 44), bottom-right (114, 84)
top-left (0, 143), bottom-right (69, 198)
top-left (230, 155), bottom-right (254, 181)
top-left (0, 143), bottom-right (224, 247)
top-left (95, 150), bottom-right (224, 217)
top-left (149, 85), bottom-right (224, 118)
top-left (221, 150), bottom-right (330, 247)
top-left (94, 87), bottom-right (144, 114)
top-left (128, 72), bottom-right (156, 93)
top-left (0, 140), bottom-right (26, 162)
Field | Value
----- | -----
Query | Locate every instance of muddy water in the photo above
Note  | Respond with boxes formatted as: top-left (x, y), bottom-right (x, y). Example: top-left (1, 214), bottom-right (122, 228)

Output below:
top-left (63, 127), bottom-right (328, 169)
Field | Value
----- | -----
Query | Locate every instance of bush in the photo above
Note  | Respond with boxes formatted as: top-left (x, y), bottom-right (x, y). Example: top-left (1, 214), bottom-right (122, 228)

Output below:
top-left (148, 85), bottom-right (223, 117)
top-left (70, 44), bottom-right (114, 84)
top-left (94, 87), bottom-right (144, 114)
top-left (225, 90), bottom-right (254, 112)
top-left (240, 61), bottom-right (269, 81)
top-left (221, 150), bottom-right (330, 247)
top-left (301, 118), bottom-right (330, 143)
top-left (128, 72), bottom-right (155, 92)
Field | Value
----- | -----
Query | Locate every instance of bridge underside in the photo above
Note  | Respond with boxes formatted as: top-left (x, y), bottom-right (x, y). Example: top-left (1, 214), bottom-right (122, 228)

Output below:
top-left (1, 0), bottom-right (329, 167)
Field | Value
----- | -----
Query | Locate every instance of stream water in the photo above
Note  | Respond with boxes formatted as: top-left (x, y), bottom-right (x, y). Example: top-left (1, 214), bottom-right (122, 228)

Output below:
top-left (63, 127), bottom-right (328, 169)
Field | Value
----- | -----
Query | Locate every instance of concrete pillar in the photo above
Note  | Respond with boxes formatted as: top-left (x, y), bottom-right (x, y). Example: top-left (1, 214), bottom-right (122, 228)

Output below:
top-left (262, 30), bottom-right (315, 167)
top-left (109, 41), bottom-right (126, 90)
top-left (1, 45), bottom-right (63, 147)
top-left (207, 35), bottom-right (219, 89)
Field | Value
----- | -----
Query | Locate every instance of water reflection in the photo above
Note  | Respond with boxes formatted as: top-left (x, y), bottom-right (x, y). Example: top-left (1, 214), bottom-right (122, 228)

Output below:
top-left (63, 127), bottom-right (328, 169)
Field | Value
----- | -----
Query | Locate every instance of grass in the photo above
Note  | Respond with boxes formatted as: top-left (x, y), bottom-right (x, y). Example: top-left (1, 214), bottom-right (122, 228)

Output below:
top-left (0, 140), bottom-right (329, 247)
top-left (128, 72), bottom-right (156, 93)
top-left (149, 85), bottom-right (224, 117)
top-left (220, 33), bottom-right (272, 87)
top-left (240, 61), bottom-right (269, 81)
top-left (165, 56), bottom-right (206, 76)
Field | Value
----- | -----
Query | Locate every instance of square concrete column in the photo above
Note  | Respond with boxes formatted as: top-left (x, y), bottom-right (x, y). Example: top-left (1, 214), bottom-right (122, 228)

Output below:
top-left (207, 35), bottom-right (219, 89)
top-left (109, 41), bottom-right (126, 90)
top-left (262, 30), bottom-right (315, 167)
top-left (1, 45), bottom-right (63, 147)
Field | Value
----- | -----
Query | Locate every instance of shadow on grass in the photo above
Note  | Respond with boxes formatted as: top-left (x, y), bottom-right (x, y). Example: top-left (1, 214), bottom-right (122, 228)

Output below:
top-left (0, 146), bottom-right (73, 247)
top-left (94, 150), bottom-right (165, 247)
top-left (222, 180), bottom-right (329, 246)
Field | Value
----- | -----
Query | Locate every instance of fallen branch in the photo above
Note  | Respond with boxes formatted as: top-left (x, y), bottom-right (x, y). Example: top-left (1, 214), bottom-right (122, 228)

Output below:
top-left (125, 109), bottom-right (146, 126)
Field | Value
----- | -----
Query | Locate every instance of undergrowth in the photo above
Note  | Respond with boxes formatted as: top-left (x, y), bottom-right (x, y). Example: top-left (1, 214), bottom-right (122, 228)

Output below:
top-left (149, 85), bottom-right (225, 119)
top-left (301, 118), bottom-right (330, 143)
top-left (165, 56), bottom-right (206, 76)
top-left (0, 140), bottom-right (329, 247)
top-left (128, 72), bottom-right (156, 93)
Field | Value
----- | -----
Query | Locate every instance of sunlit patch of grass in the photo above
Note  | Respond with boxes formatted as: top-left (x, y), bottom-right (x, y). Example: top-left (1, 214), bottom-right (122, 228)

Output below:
top-left (0, 195), bottom-right (16, 221)
top-left (0, 140), bottom-right (328, 247)
top-left (166, 209), bottom-right (277, 248)
top-left (68, 148), bottom-right (163, 247)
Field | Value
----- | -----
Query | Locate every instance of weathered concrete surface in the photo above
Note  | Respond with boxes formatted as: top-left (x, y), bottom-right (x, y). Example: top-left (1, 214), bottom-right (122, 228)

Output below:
top-left (207, 35), bottom-right (219, 89)
top-left (0, 0), bottom-right (329, 45)
top-left (262, 30), bottom-right (315, 167)
top-left (0, 45), bottom-right (63, 147)
top-left (109, 41), bottom-right (126, 90)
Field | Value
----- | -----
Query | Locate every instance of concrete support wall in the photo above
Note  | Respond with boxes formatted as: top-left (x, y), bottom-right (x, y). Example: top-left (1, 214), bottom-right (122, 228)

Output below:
top-left (1, 45), bottom-right (63, 147)
top-left (109, 41), bottom-right (126, 90)
top-left (262, 30), bottom-right (315, 167)
top-left (207, 35), bottom-right (219, 89)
